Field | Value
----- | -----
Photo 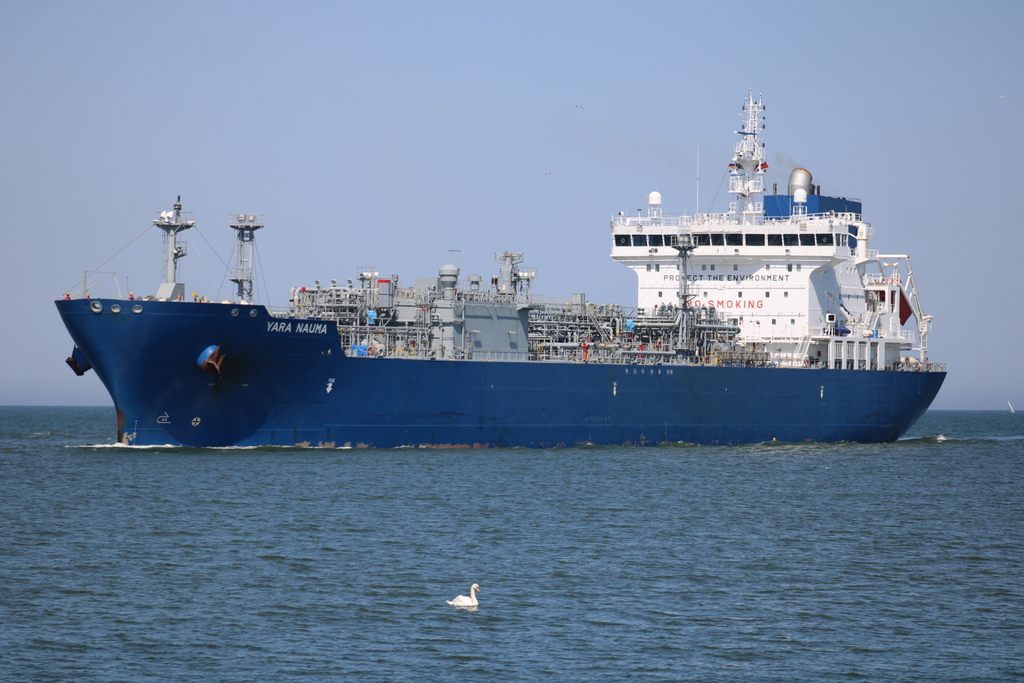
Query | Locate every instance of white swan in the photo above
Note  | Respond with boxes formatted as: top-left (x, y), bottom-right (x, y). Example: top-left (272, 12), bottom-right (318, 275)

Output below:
top-left (446, 583), bottom-right (480, 607)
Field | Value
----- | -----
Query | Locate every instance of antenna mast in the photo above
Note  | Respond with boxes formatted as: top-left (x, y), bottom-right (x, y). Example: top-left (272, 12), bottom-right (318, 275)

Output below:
top-left (153, 196), bottom-right (194, 300)
top-left (229, 214), bottom-right (264, 303)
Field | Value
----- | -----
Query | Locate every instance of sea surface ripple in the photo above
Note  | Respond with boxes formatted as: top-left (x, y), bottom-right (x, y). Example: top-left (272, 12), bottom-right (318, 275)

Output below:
top-left (2, 407), bottom-right (1022, 682)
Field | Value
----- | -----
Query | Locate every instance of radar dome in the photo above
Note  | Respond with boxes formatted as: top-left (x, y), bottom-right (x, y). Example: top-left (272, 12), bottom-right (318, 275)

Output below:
top-left (647, 191), bottom-right (662, 206)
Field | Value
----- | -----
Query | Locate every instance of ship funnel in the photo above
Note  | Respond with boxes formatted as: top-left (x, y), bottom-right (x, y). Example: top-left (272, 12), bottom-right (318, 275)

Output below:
top-left (788, 168), bottom-right (813, 196)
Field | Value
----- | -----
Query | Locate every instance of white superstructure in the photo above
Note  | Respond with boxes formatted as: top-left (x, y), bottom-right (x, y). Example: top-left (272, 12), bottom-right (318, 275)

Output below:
top-left (611, 91), bottom-right (934, 370)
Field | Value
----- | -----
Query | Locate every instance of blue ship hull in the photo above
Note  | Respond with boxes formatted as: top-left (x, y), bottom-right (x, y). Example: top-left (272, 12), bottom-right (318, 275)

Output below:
top-left (57, 299), bottom-right (945, 448)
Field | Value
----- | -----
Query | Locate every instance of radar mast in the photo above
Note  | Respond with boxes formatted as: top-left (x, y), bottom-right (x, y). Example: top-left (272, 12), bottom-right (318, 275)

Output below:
top-left (728, 91), bottom-right (767, 223)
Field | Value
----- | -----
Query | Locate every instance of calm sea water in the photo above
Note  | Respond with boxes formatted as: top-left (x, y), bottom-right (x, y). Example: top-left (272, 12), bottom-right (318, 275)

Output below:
top-left (2, 407), bottom-right (1022, 682)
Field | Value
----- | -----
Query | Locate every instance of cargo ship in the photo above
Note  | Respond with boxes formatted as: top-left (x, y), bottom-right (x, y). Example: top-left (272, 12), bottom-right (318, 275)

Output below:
top-left (56, 93), bottom-right (945, 447)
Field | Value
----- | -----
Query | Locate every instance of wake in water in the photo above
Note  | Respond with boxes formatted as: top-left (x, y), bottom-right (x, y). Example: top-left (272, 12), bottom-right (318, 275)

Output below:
top-left (73, 443), bottom-right (275, 451)
top-left (898, 434), bottom-right (1024, 444)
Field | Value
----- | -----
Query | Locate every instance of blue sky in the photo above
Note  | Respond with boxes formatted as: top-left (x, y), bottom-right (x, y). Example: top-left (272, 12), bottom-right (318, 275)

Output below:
top-left (1, 0), bottom-right (1020, 409)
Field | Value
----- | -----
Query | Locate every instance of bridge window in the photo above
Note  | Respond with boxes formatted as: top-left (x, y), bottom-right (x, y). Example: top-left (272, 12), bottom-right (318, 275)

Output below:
top-left (614, 234), bottom-right (631, 247)
top-left (800, 234), bottom-right (815, 246)
top-left (745, 234), bottom-right (765, 246)
top-left (693, 234), bottom-right (710, 246)
top-left (632, 235), bottom-right (648, 246)
top-left (816, 234), bottom-right (834, 246)
top-left (784, 234), bottom-right (799, 246)
top-left (649, 234), bottom-right (664, 247)
top-left (710, 234), bottom-right (724, 246)
top-left (665, 234), bottom-right (678, 246)
top-left (768, 234), bottom-right (783, 246)
top-left (725, 234), bottom-right (743, 246)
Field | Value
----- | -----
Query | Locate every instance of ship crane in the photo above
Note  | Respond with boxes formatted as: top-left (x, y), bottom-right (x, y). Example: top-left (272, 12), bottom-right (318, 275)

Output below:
top-left (671, 234), bottom-right (696, 353)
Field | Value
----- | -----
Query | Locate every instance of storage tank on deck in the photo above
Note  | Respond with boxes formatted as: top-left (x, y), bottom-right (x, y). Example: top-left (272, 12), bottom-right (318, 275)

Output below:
top-left (439, 264), bottom-right (459, 299)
